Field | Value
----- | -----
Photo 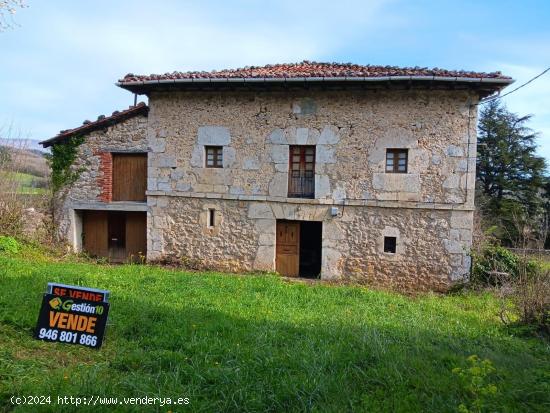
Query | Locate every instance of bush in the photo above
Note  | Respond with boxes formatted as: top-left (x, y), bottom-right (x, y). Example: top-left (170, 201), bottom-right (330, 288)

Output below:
top-left (499, 263), bottom-right (550, 335)
top-left (471, 245), bottom-right (540, 286)
top-left (471, 245), bottom-right (521, 285)
top-left (471, 244), bottom-right (549, 334)
top-left (0, 236), bottom-right (21, 254)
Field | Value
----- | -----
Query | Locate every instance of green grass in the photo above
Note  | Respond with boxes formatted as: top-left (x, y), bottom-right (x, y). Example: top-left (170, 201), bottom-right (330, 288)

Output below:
top-left (0, 250), bottom-right (549, 412)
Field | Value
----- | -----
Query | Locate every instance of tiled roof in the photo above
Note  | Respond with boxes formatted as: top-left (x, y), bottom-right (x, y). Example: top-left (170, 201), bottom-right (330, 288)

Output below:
top-left (119, 61), bottom-right (511, 83)
top-left (40, 103), bottom-right (148, 148)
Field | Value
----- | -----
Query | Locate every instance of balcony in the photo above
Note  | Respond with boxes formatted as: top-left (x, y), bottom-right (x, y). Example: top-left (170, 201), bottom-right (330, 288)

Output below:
top-left (288, 172), bottom-right (315, 199)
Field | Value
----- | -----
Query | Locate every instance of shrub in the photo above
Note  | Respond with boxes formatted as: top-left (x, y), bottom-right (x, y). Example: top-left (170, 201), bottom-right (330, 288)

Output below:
top-left (471, 245), bottom-right (521, 286)
top-left (471, 244), bottom-right (549, 333)
top-left (0, 203), bottom-right (24, 236)
top-left (499, 262), bottom-right (550, 335)
top-left (0, 236), bottom-right (21, 254)
top-left (452, 355), bottom-right (498, 413)
top-left (471, 244), bottom-right (540, 286)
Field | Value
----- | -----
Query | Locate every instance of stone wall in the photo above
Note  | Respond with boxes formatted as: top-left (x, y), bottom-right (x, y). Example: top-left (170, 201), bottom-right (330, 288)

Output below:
top-left (53, 86), bottom-right (478, 289)
top-left (145, 87), bottom-right (477, 287)
top-left (54, 115), bottom-right (148, 242)
top-left (148, 196), bottom-right (473, 291)
top-left (147, 197), bottom-right (260, 271)
top-left (146, 89), bottom-right (477, 207)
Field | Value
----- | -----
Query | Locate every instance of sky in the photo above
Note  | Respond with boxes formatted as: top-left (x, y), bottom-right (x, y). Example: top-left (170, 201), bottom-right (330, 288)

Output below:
top-left (1, 0), bottom-right (549, 159)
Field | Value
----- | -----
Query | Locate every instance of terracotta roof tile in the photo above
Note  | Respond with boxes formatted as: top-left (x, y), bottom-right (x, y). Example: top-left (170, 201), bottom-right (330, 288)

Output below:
top-left (119, 61), bottom-right (511, 83)
top-left (40, 103), bottom-right (148, 147)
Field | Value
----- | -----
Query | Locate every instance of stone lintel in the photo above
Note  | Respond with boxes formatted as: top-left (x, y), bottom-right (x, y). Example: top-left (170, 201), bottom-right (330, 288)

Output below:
top-left (69, 201), bottom-right (148, 212)
top-left (144, 191), bottom-right (474, 211)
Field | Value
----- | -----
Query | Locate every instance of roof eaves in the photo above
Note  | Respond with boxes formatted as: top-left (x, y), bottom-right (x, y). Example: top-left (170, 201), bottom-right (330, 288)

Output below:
top-left (40, 104), bottom-right (148, 148)
top-left (116, 76), bottom-right (514, 96)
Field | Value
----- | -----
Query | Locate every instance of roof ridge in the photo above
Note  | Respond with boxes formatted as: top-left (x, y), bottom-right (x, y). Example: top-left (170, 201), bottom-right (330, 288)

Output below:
top-left (119, 61), bottom-right (510, 83)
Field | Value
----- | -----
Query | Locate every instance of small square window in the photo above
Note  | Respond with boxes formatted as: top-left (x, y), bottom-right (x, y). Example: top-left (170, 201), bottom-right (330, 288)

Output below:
top-left (384, 236), bottom-right (397, 253)
top-left (386, 149), bottom-right (408, 173)
top-left (205, 146), bottom-right (223, 168)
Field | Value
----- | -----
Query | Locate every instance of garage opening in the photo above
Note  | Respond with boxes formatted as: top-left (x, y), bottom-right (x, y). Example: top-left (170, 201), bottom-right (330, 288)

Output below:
top-left (82, 210), bottom-right (146, 263)
top-left (276, 220), bottom-right (322, 278)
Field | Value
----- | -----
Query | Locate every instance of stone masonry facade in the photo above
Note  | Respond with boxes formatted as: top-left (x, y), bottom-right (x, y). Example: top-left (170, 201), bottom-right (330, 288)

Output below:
top-left (52, 86), bottom-right (480, 291)
top-left (144, 88), bottom-right (478, 290)
top-left (53, 114), bottom-right (148, 247)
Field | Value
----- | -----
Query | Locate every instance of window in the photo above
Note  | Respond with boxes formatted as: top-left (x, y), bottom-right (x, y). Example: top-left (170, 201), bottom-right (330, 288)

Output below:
top-left (205, 146), bottom-right (223, 168)
top-left (288, 146), bottom-right (315, 198)
top-left (386, 149), bottom-right (408, 173)
top-left (384, 236), bottom-right (397, 253)
top-left (207, 209), bottom-right (216, 227)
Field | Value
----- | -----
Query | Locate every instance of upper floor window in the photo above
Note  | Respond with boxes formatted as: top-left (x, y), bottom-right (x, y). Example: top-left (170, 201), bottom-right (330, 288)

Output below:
top-left (386, 149), bottom-right (408, 173)
top-left (205, 146), bottom-right (223, 168)
top-left (112, 153), bottom-right (147, 201)
top-left (288, 145), bottom-right (315, 199)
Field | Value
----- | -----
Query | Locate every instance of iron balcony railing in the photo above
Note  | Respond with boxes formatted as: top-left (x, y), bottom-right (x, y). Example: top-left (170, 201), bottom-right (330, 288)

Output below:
top-left (288, 173), bottom-right (315, 198)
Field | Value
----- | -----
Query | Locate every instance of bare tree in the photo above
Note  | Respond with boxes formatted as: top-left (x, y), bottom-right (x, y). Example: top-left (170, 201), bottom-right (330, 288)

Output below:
top-left (0, 0), bottom-right (26, 31)
top-left (0, 122), bottom-right (51, 239)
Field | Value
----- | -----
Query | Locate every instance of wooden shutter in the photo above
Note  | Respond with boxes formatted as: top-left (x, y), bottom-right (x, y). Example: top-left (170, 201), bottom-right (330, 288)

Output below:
top-left (112, 153), bottom-right (147, 201)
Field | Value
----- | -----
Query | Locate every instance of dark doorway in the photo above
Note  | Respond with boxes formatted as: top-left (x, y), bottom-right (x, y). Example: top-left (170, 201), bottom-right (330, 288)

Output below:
top-left (299, 221), bottom-right (322, 278)
top-left (108, 212), bottom-right (127, 261)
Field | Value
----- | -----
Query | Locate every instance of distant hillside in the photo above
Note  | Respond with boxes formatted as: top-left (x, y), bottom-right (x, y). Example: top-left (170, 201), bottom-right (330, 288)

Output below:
top-left (0, 138), bottom-right (48, 153)
top-left (0, 144), bottom-right (49, 194)
top-left (0, 145), bottom-right (49, 178)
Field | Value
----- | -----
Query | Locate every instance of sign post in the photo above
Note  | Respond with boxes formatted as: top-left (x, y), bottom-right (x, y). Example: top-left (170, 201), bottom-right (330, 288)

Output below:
top-left (35, 284), bottom-right (110, 349)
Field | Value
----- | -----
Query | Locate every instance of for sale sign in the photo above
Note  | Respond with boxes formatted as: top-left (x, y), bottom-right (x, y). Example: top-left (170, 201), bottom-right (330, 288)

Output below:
top-left (47, 282), bottom-right (110, 303)
top-left (35, 285), bottom-right (110, 349)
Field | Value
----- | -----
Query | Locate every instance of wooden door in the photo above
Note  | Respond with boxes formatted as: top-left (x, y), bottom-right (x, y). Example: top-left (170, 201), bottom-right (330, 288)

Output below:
top-left (125, 212), bottom-right (147, 262)
top-left (276, 221), bottom-right (300, 277)
top-left (83, 210), bottom-right (108, 257)
top-left (112, 153), bottom-right (147, 201)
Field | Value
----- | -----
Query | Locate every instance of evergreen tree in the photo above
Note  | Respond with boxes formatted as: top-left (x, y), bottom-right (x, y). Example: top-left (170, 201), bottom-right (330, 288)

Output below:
top-left (476, 100), bottom-right (548, 246)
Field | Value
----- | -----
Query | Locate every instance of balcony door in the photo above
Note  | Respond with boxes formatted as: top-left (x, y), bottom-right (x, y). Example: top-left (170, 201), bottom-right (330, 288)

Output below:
top-left (288, 146), bottom-right (315, 198)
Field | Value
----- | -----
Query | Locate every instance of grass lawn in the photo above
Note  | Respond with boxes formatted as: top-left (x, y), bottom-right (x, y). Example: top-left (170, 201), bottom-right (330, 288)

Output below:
top-left (0, 250), bottom-right (549, 412)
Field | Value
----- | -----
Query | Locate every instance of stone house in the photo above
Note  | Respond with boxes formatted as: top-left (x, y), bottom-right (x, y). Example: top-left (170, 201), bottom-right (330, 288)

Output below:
top-left (41, 62), bottom-right (512, 290)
